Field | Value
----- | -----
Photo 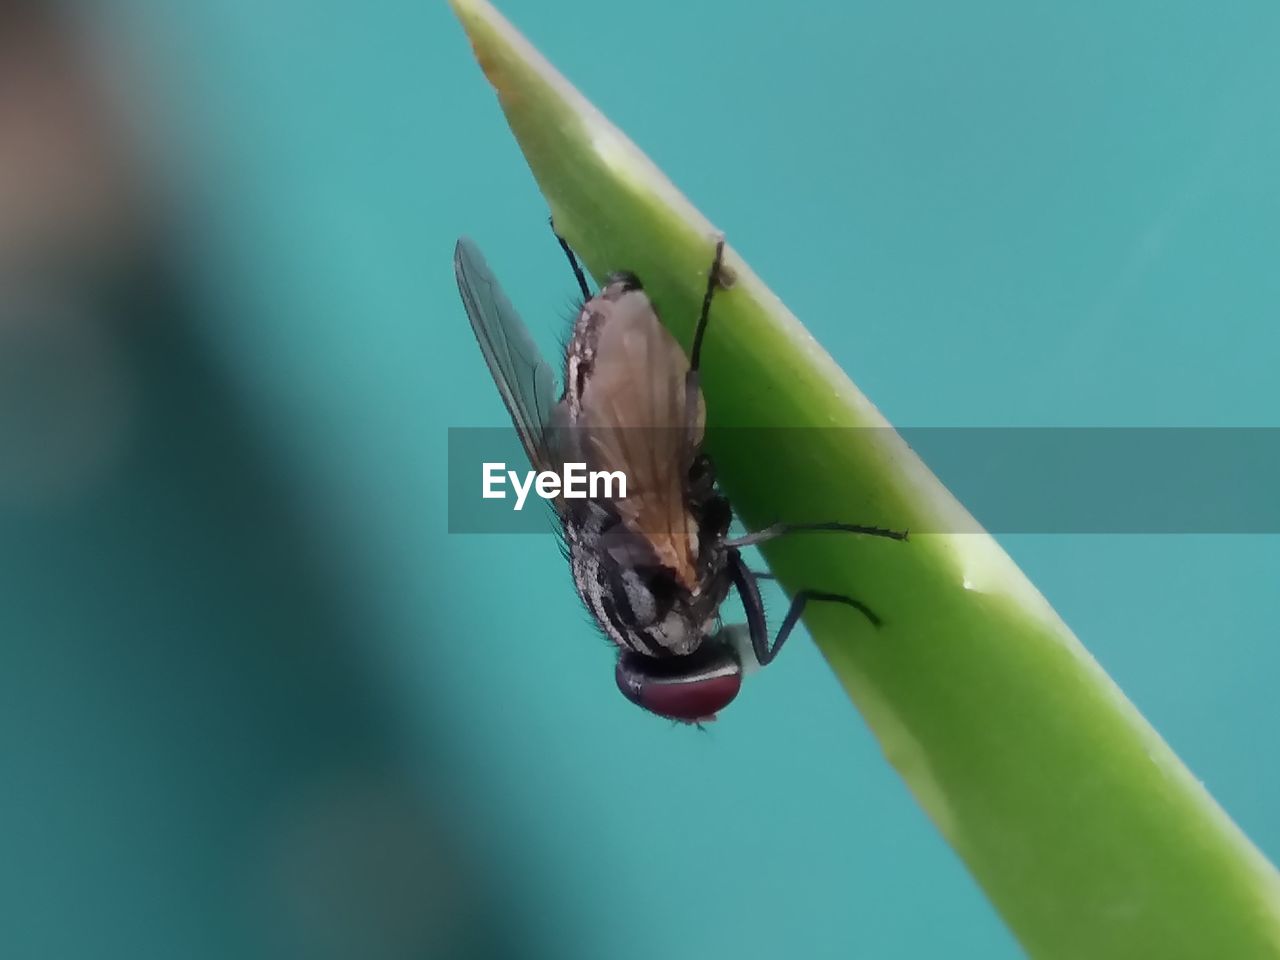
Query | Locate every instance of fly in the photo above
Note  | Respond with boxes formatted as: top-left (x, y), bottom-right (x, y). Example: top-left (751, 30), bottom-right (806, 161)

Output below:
top-left (454, 225), bottom-right (905, 723)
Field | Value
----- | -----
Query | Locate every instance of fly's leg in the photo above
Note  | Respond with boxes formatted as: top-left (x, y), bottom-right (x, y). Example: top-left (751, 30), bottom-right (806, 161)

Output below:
top-left (764, 591), bottom-right (881, 664)
top-left (728, 548), bottom-right (770, 663)
top-left (726, 521), bottom-right (908, 549)
top-left (729, 549), bottom-right (880, 668)
top-left (682, 234), bottom-right (725, 468)
top-left (549, 217), bottom-right (591, 301)
top-left (684, 236), bottom-right (727, 447)
top-left (689, 236), bottom-right (726, 374)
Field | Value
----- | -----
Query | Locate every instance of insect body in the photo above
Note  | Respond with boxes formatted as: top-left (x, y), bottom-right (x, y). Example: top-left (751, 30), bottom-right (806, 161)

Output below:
top-left (455, 228), bottom-right (904, 723)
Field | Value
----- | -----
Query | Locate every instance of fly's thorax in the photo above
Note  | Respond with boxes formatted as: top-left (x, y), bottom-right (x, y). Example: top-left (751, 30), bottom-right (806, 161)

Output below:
top-left (566, 502), bottom-right (729, 659)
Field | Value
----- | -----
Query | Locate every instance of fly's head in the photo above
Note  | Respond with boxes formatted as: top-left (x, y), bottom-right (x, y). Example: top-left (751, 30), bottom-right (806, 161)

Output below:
top-left (566, 497), bottom-right (739, 724)
top-left (579, 515), bottom-right (740, 723)
top-left (609, 480), bottom-right (750, 724)
top-left (615, 635), bottom-right (744, 724)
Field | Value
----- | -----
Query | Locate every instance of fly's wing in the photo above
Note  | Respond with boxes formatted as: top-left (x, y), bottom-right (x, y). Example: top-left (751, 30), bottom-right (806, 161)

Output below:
top-left (454, 238), bottom-right (564, 513)
top-left (578, 292), bottom-right (705, 591)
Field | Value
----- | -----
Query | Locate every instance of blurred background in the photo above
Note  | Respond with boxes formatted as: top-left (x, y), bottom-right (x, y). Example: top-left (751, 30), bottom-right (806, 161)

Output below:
top-left (2, 1), bottom-right (1277, 957)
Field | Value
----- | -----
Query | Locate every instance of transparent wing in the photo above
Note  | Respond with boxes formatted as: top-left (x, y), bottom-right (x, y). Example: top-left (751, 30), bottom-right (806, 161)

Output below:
top-left (454, 237), bottom-right (562, 489)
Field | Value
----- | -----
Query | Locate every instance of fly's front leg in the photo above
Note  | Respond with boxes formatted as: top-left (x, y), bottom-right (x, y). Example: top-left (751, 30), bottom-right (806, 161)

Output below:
top-left (727, 548), bottom-right (770, 666)
top-left (772, 589), bottom-right (881, 654)
top-left (729, 549), bottom-right (881, 668)
top-left (756, 590), bottom-right (883, 667)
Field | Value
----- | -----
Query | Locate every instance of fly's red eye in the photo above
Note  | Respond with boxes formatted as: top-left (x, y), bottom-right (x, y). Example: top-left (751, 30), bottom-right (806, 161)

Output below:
top-left (615, 645), bottom-right (743, 723)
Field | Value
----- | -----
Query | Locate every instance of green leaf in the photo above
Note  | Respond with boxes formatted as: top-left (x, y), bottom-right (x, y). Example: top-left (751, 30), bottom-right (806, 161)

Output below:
top-left (448, 1), bottom-right (1280, 956)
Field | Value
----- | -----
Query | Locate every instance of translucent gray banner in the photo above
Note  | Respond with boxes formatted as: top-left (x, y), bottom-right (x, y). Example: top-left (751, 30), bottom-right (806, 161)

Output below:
top-left (447, 427), bottom-right (1280, 534)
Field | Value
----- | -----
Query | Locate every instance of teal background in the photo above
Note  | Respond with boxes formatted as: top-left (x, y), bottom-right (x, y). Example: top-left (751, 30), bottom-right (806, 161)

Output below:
top-left (4, 1), bottom-right (1279, 957)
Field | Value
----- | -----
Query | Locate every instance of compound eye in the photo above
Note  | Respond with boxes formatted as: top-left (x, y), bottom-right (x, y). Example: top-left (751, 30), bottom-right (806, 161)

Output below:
top-left (615, 644), bottom-right (743, 723)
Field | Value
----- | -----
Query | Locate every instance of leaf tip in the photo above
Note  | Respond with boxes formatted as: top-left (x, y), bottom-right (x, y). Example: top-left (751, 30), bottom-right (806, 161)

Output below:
top-left (448, 0), bottom-right (522, 96)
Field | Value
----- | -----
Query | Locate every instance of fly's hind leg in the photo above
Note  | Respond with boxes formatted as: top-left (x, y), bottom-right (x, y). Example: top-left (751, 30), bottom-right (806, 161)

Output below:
top-left (548, 217), bottom-right (591, 301)
top-left (689, 235), bottom-right (727, 373)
